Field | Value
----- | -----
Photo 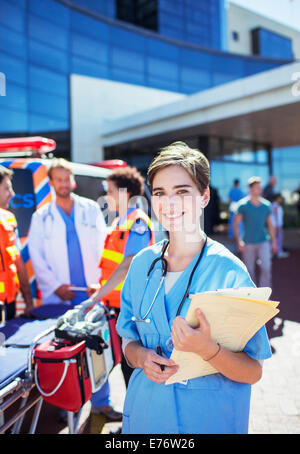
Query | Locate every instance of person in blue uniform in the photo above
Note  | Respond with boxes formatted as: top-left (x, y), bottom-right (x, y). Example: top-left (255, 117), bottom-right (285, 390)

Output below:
top-left (116, 142), bottom-right (272, 434)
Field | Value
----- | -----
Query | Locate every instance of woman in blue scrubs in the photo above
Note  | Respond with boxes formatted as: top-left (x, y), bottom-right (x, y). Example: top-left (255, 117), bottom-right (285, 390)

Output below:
top-left (116, 142), bottom-right (272, 434)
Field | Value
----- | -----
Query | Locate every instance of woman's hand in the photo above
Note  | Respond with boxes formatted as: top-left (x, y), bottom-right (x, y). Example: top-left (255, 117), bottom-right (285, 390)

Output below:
top-left (141, 349), bottom-right (179, 383)
top-left (171, 309), bottom-right (219, 360)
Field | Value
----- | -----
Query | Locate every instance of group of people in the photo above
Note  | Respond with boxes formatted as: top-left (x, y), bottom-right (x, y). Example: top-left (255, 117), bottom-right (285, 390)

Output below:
top-left (1, 142), bottom-right (276, 434)
top-left (1, 158), bottom-right (154, 422)
top-left (0, 166), bottom-right (33, 320)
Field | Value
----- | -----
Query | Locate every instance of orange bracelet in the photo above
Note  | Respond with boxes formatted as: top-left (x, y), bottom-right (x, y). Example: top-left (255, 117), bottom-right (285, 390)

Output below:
top-left (203, 343), bottom-right (221, 361)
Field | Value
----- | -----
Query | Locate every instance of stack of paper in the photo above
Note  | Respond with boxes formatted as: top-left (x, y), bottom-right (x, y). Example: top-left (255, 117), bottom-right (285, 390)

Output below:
top-left (165, 287), bottom-right (279, 385)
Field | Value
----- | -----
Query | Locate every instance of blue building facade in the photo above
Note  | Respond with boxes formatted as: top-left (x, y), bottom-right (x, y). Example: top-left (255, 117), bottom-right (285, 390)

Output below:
top-left (0, 0), bottom-right (298, 209)
top-left (0, 0), bottom-right (291, 136)
top-left (252, 27), bottom-right (294, 60)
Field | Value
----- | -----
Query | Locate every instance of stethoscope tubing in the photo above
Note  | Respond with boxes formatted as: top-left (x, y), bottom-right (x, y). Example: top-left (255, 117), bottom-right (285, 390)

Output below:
top-left (132, 236), bottom-right (208, 324)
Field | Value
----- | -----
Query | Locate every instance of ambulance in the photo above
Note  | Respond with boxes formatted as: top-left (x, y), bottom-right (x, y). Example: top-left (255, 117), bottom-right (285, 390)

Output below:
top-left (0, 136), bottom-right (163, 309)
top-left (0, 137), bottom-right (121, 308)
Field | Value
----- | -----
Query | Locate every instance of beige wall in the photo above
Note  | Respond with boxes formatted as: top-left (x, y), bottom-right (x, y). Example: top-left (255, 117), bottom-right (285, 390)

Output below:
top-left (227, 3), bottom-right (300, 59)
top-left (70, 75), bottom-right (185, 163)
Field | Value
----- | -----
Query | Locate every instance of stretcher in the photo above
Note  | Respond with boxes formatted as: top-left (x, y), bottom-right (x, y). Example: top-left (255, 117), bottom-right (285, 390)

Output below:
top-left (0, 303), bottom-right (95, 434)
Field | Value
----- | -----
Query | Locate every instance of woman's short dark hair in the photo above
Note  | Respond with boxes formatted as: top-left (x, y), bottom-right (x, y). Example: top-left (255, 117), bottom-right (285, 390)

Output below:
top-left (147, 141), bottom-right (210, 195)
top-left (107, 166), bottom-right (144, 198)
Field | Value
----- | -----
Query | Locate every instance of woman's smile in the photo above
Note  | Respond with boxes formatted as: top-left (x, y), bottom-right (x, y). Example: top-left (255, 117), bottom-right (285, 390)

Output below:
top-left (163, 211), bottom-right (185, 220)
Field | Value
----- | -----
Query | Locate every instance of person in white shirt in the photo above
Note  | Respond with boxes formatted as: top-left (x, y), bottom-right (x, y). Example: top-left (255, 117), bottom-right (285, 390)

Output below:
top-left (28, 158), bottom-right (122, 422)
top-left (28, 158), bottom-right (106, 305)
top-left (271, 193), bottom-right (289, 258)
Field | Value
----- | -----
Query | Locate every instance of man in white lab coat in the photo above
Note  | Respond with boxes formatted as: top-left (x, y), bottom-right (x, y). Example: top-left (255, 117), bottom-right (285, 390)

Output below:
top-left (28, 158), bottom-right (122, 422)
top-left (28, 158), bottom-right (106, 306)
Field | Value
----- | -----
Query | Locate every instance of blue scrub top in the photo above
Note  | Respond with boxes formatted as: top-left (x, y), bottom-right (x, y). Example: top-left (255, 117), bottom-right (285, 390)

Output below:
top-left (229, 187), bottom-right (244, 203)
top-left (56, 205), bottom-right (88, 305)
top-left (117, 238), bottom-right (272, 434)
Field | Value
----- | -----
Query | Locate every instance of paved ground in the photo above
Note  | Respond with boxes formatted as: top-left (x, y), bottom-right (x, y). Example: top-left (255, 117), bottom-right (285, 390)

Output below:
top-left (248, 236), bottom-right (300, 435)
top-left (18, 230), bottom-right (300, 434)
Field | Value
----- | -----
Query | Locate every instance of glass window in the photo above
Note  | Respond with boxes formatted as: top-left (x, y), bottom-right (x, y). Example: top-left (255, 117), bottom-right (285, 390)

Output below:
top-left (112, 47), bottom-right (145, 73)
top-left (29, 0), bottom-right (70, 28)
top-left (147, 75), bottom-right (179, 91)
top-left (71, 56), bottom-right (109, 79)
top-left (29, 39), bottom-right (69, 73)
top-left (210, 161), bottom-right (269, 202)
top-left (0, 83), bottom-right (27, 112)
top-left (116, 0), bottom-right (158, 32)
top-left (0, 107), bottom-right (28, 133)
top-left (71, 10), bottom-right (109, 41)
top-left (147, 56), bottom-right (178, 81)
top-left (147, 38), bottom-right (179, 61)
top-left (272, 146), bottom-right (300, 194)
top-left (0, 0), bottom-right (25, 34)
top-left (252, 27), bottom-right (294, 60)
top-left (209, 137), bottom-right (222, 160)
top-left (232, 31), bottom-right (239, 42)
top-left (29, 89), bottom-right (69, 120)
top-left (181, 66), bottom-right (211, 88)
top-left (28, 113), bottom-right (68, 132)
top-left (111, 27), bottom-right (145, 52)
top-left (28, 14), bottom-right (69, 51)
top-left (29, 65), bottom-right (69, 97)
top-left (69, 0), bottom-right (115, 19)
top-left (223, 139), bottom-right (255, 163)
top-left (256, 148), bottom-right (268, 164)
top-left (0, 53), bottom-right (27, 86)
top-left (112, 67), bottom-right (146, 85)
top-left (71, 33), bottom-right (109, 65)
top-left (0, 24), bottom-right (27, 59)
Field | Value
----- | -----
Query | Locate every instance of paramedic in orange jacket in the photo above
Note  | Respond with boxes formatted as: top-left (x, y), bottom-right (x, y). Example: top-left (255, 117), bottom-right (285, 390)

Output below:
top-left (0, 166), bottom-right (33, 320)
top-left (88, 167), bottom-right (155, 386)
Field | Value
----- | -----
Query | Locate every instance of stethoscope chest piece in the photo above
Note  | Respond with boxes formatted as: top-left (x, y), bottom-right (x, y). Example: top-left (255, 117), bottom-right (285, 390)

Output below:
top-left (131, 236), bottom-right (207, 325)
top-left (131, 316), bottom-right (151, 323)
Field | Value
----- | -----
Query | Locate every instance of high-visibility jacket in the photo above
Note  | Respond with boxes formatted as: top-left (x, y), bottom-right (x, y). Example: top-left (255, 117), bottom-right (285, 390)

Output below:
top-left (99, 208), bottom-right (155, 309)
top-left (0, 209), bottom-right (20, 304)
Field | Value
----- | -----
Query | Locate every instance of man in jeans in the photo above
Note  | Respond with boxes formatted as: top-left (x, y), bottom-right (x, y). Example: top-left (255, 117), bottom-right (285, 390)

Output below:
top-left (234, 177), bottom-right (277, 288)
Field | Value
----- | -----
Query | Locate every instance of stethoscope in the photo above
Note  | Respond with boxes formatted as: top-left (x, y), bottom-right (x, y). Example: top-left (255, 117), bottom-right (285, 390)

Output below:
top-left (43, 201), bottom-right (94, 239)
top-left (131, 235), bottom-right (208, 324)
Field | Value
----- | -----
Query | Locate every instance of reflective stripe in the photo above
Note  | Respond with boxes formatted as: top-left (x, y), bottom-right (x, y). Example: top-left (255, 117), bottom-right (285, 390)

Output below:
top-left (6, 245), bottom-right (19, 260)
top-left (0, 217), bottom-right (16, 224)
top-left (119, 213), bottom-right (153, 231)
top-left (119, 219), bottom-right (133, 230)
top-left (0, 282), bottom-right (4, 293)
top-left (101, 248), bottom-right (124, 264)
top-left (101, 279), bottom-right (124, 291)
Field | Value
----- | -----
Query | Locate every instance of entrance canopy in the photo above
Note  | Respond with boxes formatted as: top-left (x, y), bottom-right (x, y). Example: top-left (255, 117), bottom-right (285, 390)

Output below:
top-left (100, 62), bottom-right (300, 150)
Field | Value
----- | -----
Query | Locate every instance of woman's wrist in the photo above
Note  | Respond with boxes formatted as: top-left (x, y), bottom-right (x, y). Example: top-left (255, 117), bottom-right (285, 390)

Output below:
top-left (125, 341), bottom-right (147, 369)
top-left (136, 346), bottom-right (150, 369)
top-left (203, 343), bottom-right (221, 361)
top-left (196, 340), bottom-right (220, 361)
top-left (91, 289), bottom-right (102, 303)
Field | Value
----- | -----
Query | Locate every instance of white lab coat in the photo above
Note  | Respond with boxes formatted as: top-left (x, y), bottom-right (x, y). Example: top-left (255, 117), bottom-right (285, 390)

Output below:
top-left (28, 194), bottom-right (107, 304)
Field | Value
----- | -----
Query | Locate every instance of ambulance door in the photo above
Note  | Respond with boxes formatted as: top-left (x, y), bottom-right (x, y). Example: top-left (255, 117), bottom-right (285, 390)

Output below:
top-left (0, 159), bottom-right (52, 308)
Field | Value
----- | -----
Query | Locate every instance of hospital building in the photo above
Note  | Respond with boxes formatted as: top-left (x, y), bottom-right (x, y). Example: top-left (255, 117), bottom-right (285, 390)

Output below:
top-left (0, 0), bottom-right (300, 202)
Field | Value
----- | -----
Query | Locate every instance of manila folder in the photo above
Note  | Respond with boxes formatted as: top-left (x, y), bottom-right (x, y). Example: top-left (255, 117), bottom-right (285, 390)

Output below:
top-left (165, 293), bottom-right (279, 385)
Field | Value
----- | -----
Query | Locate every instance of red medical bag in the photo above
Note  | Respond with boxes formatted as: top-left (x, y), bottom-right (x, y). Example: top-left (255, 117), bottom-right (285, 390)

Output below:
top-left (34, 339), bottom-right (92, 412)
